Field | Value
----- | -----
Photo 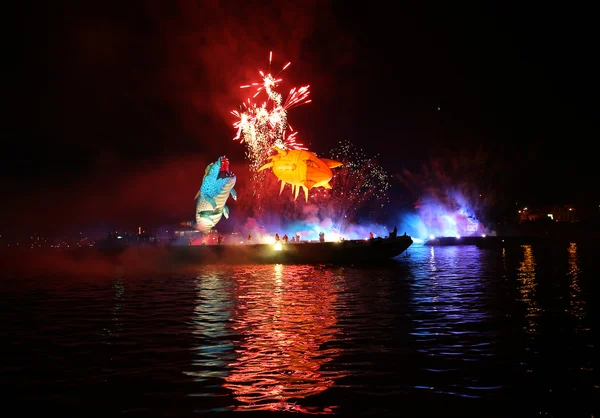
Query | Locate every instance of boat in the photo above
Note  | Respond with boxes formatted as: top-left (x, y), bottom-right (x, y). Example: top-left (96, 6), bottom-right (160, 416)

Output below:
top-left (0, 236), bottom-right (413, 277)
top-left (90, 235), bottom-right (413, 265)
top-left (166, 235), bottom-right (413, 264)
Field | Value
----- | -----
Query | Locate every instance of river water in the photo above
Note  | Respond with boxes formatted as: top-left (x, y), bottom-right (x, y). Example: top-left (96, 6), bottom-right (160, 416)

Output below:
top-left (1, 243), bottom-right (597, 417)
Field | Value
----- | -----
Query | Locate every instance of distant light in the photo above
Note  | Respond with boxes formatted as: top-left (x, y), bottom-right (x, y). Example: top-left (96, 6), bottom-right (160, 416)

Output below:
top-left (273, 242), bottom-right (283, 251)
top-left (481, 234), bottom-right (486, 238)
top-left (429, 235), bottom-right (435, 240)
top-left (455, 235), bottom-right (461, 239)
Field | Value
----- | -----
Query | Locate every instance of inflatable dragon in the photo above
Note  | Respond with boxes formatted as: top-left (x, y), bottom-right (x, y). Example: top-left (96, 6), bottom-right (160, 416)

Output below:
top-left (194, 156), bottom-right (237, 233)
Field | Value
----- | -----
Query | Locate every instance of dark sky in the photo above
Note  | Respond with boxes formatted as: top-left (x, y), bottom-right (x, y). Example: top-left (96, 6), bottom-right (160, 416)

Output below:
top-left (5, 1), bottom-right (598, 234)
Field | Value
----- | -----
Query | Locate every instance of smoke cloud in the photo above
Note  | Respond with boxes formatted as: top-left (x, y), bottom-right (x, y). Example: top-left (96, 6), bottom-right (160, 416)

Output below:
top-left (393, 148), bottom-right (503, 239)
top-left (5, 0), bottom-right (357, 237)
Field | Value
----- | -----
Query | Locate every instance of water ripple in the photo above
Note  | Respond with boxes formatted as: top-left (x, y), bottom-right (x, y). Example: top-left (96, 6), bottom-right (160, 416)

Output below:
top-left (0, 243), bottom-right (597, 416)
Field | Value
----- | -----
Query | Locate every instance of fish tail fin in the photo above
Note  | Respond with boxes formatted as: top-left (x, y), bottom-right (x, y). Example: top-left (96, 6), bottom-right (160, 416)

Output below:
top-left (320, 158), bottom-right (343, 168)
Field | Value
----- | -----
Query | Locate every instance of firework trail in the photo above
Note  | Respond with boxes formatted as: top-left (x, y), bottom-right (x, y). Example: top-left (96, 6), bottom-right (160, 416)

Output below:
top-left (231, 51), bottom-right (311, 173)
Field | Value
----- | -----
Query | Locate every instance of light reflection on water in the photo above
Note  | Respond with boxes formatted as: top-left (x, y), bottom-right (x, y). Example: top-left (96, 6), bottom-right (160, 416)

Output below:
top-left (186, 272), bottom-right (235, 384)
top-left (223, 265), bottom-right (342, 413)
top-left (186, 265), bottom-right (344, 413)
top-left (567, 243), bottom-right (586, 323)
top-left (517, 245), bottom-right (540, 334)
top-left (102, 276), bottom-right (125, 343)
top-left (0, 243), bottom-right (596, 416)
top-left (408, 245), bottom-right (497, 400)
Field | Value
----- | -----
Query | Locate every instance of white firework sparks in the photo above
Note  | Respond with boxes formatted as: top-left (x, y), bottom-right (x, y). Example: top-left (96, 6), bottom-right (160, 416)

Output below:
top-left (231, 51), bottom-right (311, 173)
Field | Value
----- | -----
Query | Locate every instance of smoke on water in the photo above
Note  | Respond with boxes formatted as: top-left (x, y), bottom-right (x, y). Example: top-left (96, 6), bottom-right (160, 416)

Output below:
top-left (394, 150), bottom-right (501, 241)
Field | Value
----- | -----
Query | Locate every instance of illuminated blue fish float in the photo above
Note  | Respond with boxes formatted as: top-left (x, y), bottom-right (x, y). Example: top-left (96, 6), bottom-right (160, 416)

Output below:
top-left (194, 156), bottom-right (237, 233)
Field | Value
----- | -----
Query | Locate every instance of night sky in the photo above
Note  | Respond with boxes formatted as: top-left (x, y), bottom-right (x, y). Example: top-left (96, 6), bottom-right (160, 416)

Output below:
top-left (5, 1), bottom-right (598, 235)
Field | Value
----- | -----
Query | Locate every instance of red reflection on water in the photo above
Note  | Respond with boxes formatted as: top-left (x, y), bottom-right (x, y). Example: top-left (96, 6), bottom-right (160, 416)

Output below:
top-left (224, 264), bottom-right (343, 413)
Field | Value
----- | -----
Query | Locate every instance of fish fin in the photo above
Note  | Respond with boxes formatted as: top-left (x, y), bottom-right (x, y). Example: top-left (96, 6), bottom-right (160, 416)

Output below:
top-left (230, 188), bottom-right (237, 200)
top-left (258, 162), bottom-right (273, 172)
top-left (194, 190), bottom-right (201, 200)
top-left (223, 205), bottom-right (229, 219)
top-left (206, 196), bottom-right (217, 209)
top-left (302, 185), bottom-right (309, 202)
top-left (279, 181), bottom-right (286, 195)
top-left (313, 180), bottom-right (332, 189)
top-left (320, 158), bottom-right (343, 168)
top-left (198, 210), bottom-right (214, 220)
top-left (294, 184), bottom-right (300, 201)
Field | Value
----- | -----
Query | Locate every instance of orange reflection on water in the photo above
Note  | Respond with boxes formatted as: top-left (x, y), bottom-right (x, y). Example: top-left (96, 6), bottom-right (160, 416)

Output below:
top-left (567, 243), bottom-right (586, 324)
top-left (224, 265), bottom-right (343, 413)
top-left (517, 245), bottom-right (541, 333)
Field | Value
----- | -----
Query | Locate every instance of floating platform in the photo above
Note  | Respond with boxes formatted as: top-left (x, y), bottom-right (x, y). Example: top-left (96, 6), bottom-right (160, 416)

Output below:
top-left (1, 237), bottom-right (413, 276)
top-left (161, 235), bottom-right (413, 264)
top-left (425, 235), bottom-right (593, 248)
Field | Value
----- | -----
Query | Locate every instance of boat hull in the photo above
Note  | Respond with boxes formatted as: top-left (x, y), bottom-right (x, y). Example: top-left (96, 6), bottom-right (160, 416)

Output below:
top-left (1, 237), bottom-right (413, 276)
top-left (163, 236), bottom-right (413, 264)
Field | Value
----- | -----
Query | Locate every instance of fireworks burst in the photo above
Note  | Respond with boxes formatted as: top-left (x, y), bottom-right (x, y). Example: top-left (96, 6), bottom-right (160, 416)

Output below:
top-left (231, 51), bottom-right (311, 173)
top-left (313, 140), bottom-right (391, 232)
top-left (329, 140), bottom-right (391, 203)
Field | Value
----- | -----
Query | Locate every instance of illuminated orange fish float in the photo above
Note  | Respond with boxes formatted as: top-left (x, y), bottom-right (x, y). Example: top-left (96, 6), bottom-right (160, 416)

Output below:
top-left (258, 148), bottom-right (343, 202)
